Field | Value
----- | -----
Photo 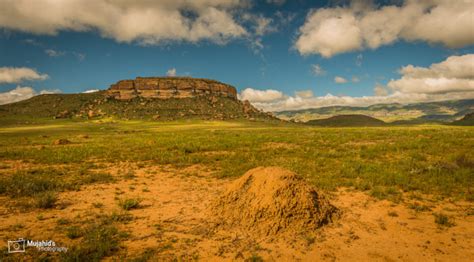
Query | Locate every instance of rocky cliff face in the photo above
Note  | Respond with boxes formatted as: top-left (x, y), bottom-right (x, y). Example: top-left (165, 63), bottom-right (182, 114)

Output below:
top-left (107, 77), bottom-right (237, 100)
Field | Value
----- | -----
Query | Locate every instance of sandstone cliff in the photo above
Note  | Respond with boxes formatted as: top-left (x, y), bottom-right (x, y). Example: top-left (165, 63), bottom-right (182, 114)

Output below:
top-left (107, 77), bottom-right (237, 100)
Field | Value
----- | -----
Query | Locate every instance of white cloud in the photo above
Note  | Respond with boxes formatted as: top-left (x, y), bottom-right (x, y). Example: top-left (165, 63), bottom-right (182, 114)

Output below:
top-left (295, 8), bottom-right (362, 57)
top-left (39, 89), bottom-right (61, 95)
top-left (295, 1), bottom-right (474, 57)
top-left (388, 54), bottom-right (474, 94)
top-left (45, 49), bottom-right (65, 57)
top-left (0, 67), bottom-right (48, 83)
top-left (374, 83), bottom-right (389, 96)
top-left (239, 88), bottom-right (285, 102)
top-left (44, 49), bottom-right (85, 61)
top-left (295, 90), bottom-right (313, 98)
top-left (334, 76), bottom-right (348, 84)
top-left (0, 0), bottom-right (249, 45)
top-left (82, 89), bottom-right (99, 93)
top-left (0, 86), bottom-right (36, 105)
top-left (311, 64), bottom-right (326, 76)
top-left (398, 54), bottom-right (474, 79)
top-left (0, 86), bottom-right (61, 105)
top-left (274, 11), bottom-right (296, 27)
top-left (242, 54), bottom-right (474, 111)
top-left (254, 16), bottom-right (275, 36)
top-left (240, 13), bottom-right (277, 54)
top-left (166, 68), bottom-right (177, 77)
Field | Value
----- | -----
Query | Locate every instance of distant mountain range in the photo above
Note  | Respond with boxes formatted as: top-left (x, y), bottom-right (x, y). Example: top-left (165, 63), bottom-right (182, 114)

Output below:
top-left (276, 99), bottom-right (474, 124)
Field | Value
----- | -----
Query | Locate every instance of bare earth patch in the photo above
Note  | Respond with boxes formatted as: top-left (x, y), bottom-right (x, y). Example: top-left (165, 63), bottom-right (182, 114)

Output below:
top-left (0, 164), bottom-right (473, 261)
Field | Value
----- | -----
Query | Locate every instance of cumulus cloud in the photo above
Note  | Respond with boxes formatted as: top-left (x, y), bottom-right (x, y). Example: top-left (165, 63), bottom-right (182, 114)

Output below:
top-left (388, 54), bottom-right (474, 94)
top-left (374, 83), bottom-right (389, 96)
top-left (166, 68), bottom-right (177, 77)
top-left (0, 67), bottom-right (49, 83)
top-left (295, 0), bottom-right (474, 57)
top-left (242, 54), bottom-right (474, 111)
top-left (0, 0), bottom-right (250, 45)
top-left (296, 8), bottom-right (363, 57)
top-left (0, 86), bottom-right (36, 105)
top-left (311, 64), bottom-right (326, 76)
top-left (0, 86), bottom-right (61, 105)
top-left (351, 76), bottom-right (360, 83)
top-left (239, 88), bottom-right (285, 102)
top-left (334, 76), bottom-right (348, 84)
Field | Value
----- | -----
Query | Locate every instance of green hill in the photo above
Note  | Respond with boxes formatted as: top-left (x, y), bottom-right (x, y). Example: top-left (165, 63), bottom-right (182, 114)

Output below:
top-left (306, 114), bottom-right (386, 127)
top-left (0, 91), bottom-right (273, 122)
top-left (451, 113), bottom-right (474, 126)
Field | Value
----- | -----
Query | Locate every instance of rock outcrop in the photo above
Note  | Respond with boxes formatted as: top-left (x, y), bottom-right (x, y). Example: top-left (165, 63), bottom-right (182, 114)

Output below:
top-left (107, 77), bottom-right (237, 100)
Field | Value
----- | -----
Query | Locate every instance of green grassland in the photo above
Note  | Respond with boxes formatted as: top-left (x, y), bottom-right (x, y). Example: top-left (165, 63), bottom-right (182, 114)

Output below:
top-left (1, 118), bottom-right (472, 202)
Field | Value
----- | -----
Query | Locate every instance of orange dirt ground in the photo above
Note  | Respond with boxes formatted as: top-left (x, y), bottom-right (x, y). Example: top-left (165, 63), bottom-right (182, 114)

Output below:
top-left (0, 163), bottom-right (473, 261)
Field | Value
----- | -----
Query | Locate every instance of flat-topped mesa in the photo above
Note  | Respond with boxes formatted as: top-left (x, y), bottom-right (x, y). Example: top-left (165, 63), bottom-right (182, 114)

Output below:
top-left (107, 77), bottom-right (238, 100)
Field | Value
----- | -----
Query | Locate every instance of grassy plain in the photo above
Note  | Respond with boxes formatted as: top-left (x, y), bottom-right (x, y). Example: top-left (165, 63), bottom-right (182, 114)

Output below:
top-left (1, 118), bottom-right (472, 200)
top-left (0, 118), bottom-right (473, 260)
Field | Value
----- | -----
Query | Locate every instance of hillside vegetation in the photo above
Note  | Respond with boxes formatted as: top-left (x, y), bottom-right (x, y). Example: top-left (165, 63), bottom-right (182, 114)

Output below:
top-left (451, 113), bottom-right (474, 126)
top-left (0, 92), bottom-right (273, 122)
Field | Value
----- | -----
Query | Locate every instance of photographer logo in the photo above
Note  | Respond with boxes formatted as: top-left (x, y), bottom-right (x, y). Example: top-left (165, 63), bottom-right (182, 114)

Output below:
top-left (7, 239), bottom-right (25, 253)
top-left (7, 239), bottom-right (67, 253)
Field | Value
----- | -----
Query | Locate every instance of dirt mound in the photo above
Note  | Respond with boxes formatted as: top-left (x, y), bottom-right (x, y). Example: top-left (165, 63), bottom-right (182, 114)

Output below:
top-left (210, 167), bottom-right (338, 236)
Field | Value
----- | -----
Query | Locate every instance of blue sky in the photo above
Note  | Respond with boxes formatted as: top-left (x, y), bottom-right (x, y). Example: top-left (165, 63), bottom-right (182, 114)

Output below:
top-left (0, 0), bottom-right (473, 110)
